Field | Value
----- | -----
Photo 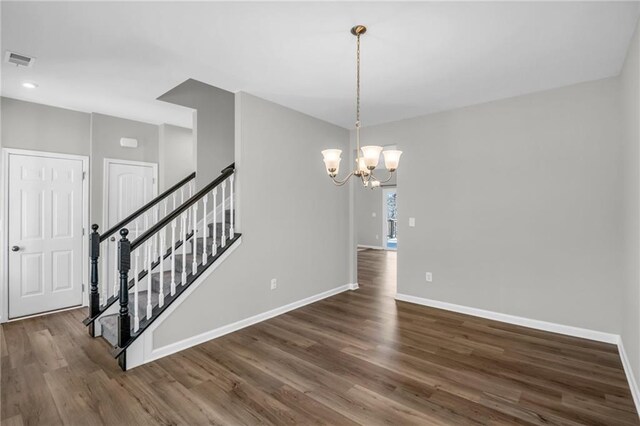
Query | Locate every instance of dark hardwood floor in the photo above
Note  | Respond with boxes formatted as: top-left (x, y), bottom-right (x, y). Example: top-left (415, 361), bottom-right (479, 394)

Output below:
top-left (2, 249), bottom-right (638, 425)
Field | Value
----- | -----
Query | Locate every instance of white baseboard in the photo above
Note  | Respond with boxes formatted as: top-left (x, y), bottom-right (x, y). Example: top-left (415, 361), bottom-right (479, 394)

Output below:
top-left (357, 244), bottom-right (384, 250)
top-left (395, 293), bottom-right (619, 344)
top-left (618, 338), bottom-right (640, 415)
top-left (145, 282), bottom-right (359, 364)
top-left (396, 292), bottom-right (640, 418)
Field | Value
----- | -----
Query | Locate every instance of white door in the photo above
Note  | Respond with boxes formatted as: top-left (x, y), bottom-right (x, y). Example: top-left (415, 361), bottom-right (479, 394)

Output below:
top-left (8, 153), bottom-right (84, 318)
top-left (105, 160), bottom-right (157, 235)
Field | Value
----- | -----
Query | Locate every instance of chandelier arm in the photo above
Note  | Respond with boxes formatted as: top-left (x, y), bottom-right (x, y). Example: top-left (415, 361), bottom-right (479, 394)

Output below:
top-left (377, 170), bottom-right (395, 184)
top-left (331, 171), bottom-right (355, 186)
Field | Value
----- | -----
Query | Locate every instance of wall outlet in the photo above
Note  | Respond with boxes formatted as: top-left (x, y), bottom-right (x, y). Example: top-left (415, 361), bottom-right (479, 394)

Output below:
top-left (375, 234), bottom-right (379, 240)
top-left (425, 272), bottom-right (433, 282)
top-left (409, 217), bottom-right (416, 227)
top-left (372, 212), bottom-right (377, 217)
top-left (270, 278), bottom-right (277, 290)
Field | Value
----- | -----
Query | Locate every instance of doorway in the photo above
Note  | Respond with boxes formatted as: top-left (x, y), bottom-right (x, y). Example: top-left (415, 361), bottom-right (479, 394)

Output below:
top-left (383, 187), bottom-right (397, 250)
top-left (4, 149), bottom-right (88, 319)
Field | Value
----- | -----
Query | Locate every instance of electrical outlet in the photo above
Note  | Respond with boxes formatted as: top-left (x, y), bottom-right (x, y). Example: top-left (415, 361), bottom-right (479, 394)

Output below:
top-left (372, 212), bottom-right (377, 217)
top-left (425, 272), bottom-right (433, 282)
top-left (270, 278), bottom-right (277, 290)
top-left (409, 217), bottom-right (416, 227)
top-left (375, 234), bottom-right (379, 240)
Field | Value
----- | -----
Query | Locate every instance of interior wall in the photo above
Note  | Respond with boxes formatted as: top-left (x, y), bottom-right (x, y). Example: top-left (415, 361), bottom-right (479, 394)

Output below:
top-left (1, 97), bottom-right (90, 155)
top-left (157, 79), bottom-right (234, 189)
top-left (152, 92), bottom-right (351, 348)
top-left (356, 187), bottom-right (384, 248)
top-left (89, 113), bottom-right (159, 228)
top-left (360, 77), bottom-right (623, 334)
top-left (159, 123), bottom-right (194, 191)
top-left (621, 19), bottom-right (640, 385)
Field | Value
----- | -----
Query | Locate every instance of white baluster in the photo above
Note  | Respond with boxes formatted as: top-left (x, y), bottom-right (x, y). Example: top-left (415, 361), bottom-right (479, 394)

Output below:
top-left (153, 206), bottom-right (159, 261)
top-left (213, 188), bottom-right (218, 256)
top-left (112, 238), bottom-right (118, 299)
top-left (102, 241), bottom-right (108, 305)
top-left (159, 231), bottom-right (165, 307)
top-left (230, 174), bottom-right (234, 238)
top-left (181, 212), bottom-right (187, 284)
top-left (173, 192), bottom-right (177, 213)
top-left (143, 214), bottom-right (149, 267)
top-left (146, 241), bottom-right (152, 319)
top-left (221, 181), bottom-right (226, 248)
top-left (192, 203), bottom-right (198, 275)
top-left (180, 187), bottom-right (184, 237)
top-left (202, 194), bottom-right (208, 265)
top-left (187, 182), bottom-right (193, 233)
top-left (170, 219), bottom-right (177, 296)
top-left (134, 249), bottom-right (140, 332)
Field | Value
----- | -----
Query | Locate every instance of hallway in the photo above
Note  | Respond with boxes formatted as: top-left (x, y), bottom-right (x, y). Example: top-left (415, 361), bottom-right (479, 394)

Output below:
top-left (1, 249), bottom-right (637, 424)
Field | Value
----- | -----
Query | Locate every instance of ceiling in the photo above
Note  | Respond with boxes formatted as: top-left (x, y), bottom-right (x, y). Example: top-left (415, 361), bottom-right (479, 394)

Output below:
top-left (2, 2), bottom-right (639, 129)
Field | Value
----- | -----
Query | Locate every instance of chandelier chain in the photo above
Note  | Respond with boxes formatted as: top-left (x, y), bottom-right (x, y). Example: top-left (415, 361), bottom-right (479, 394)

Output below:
top-left (356, 33), bottom-right (361, 128)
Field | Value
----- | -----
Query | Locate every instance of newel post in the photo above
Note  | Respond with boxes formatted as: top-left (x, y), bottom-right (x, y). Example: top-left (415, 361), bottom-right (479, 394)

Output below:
top-left (118, 228), bottom-right (131, 349)
top-left (88, 224), bottom-right (100, 336)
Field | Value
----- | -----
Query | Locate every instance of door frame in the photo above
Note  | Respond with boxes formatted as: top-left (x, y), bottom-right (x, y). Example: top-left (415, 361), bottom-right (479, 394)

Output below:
top-left (1, 148), bottom-right (90, 323)
top-left (102, 158), bottom-right (158, 230)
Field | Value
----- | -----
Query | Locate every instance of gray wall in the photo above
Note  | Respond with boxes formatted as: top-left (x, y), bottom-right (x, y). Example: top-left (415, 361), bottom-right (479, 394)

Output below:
top-left (158, 79), bottom-right (234, 189)
top-left (159, 124), bottom-right (194, 191)
top-left (621, 20), bottom-right (640, 386)
top-left (356, 186), bottom-right (384, 247)
top-left (360, 77), bottom-right (623, 334)
top-left (153, 92), bottom-right (351, 348)
top-left (1, 97), bottom-right (90, 155)
top-left (89, 113), bottom-right (159, 227)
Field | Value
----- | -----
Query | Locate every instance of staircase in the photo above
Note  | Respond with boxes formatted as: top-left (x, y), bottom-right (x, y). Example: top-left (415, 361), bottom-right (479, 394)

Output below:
top-left (83, 163), bottom-right (240, 370)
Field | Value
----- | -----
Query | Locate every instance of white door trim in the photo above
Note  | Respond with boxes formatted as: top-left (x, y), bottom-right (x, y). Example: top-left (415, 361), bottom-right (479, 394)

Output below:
top-left (102, 158), bottom-right (158, 230)
top-left (1, 148), bottom-right (89, 323)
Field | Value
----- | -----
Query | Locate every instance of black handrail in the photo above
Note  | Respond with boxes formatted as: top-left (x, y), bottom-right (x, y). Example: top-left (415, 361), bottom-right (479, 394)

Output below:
top-left (130, 163), bottom-right (235, 251)
top-left (99, 171), bottom-right (196, 243)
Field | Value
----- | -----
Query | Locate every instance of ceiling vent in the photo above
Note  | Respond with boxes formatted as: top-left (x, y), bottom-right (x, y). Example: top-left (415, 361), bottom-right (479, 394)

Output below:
top-left (5, 51), bottom-right (35, 68)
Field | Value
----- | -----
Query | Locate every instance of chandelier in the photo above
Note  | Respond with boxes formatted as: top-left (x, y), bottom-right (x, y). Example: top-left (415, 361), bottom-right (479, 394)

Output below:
top-left (321, 25), bottom-right (402, 188)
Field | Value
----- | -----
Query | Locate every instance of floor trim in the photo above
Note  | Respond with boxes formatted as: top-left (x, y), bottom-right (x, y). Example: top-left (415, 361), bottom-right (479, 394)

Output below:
top-left (395, 293), bottom-right (618, 344)
top-left (618, 338), bottom-right (640, 415)
top-left (147, 282), bottom-right (359, 363)
top-left (357, 244), bottom-right (384, 250)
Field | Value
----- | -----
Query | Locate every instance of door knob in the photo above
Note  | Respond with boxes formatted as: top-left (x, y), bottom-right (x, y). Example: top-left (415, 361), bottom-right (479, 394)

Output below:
top-left (11, 246), bottom-right (19, 252)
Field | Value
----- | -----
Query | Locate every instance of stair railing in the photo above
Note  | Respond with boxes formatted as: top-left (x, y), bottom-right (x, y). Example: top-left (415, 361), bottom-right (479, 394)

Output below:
top-left (115, 163), bottom-right (235, 348)
top-left (87, 172), bottom-right (196, 333)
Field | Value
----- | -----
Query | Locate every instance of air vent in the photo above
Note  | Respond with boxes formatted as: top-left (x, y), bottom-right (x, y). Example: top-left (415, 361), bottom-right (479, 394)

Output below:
top-left (5, 51), bottom-right (35, 67)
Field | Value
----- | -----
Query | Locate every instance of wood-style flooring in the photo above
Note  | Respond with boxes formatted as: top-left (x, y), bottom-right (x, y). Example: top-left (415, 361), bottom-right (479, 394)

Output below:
top-left (1, 249), bottom-right (638, 425)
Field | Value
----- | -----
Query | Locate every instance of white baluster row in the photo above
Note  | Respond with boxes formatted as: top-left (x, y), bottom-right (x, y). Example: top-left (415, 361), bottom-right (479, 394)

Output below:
top-left (97, 175), bottom-right (236, 344)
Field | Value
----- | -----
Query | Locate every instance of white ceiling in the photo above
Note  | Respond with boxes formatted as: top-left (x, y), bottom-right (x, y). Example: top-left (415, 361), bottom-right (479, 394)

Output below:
top-left (2, 2), bottom-right (639, 129)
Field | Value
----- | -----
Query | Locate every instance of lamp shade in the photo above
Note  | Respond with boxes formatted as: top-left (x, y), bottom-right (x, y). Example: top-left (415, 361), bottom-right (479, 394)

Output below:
top-left (382, 150), bottom-right (403, 171)
top-left (361, 145), bottom-right (383, 169)
top-left (321, 149), bottom-right (342, 175)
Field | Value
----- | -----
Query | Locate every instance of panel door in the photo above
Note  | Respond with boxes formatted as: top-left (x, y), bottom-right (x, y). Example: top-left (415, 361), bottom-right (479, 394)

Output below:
top-left (8, 153), bottom-right (84, 318)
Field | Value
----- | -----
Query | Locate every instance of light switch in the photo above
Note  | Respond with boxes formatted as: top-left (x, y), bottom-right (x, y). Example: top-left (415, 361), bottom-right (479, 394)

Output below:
top-left (409, 217), bottom-right (416, 227)
top-left (372, 212), bottom-right (377, 217)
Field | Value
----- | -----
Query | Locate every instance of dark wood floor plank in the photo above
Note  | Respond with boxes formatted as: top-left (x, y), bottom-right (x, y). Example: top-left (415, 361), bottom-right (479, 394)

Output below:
top-left (0, 249), bottom-right (637, 425)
